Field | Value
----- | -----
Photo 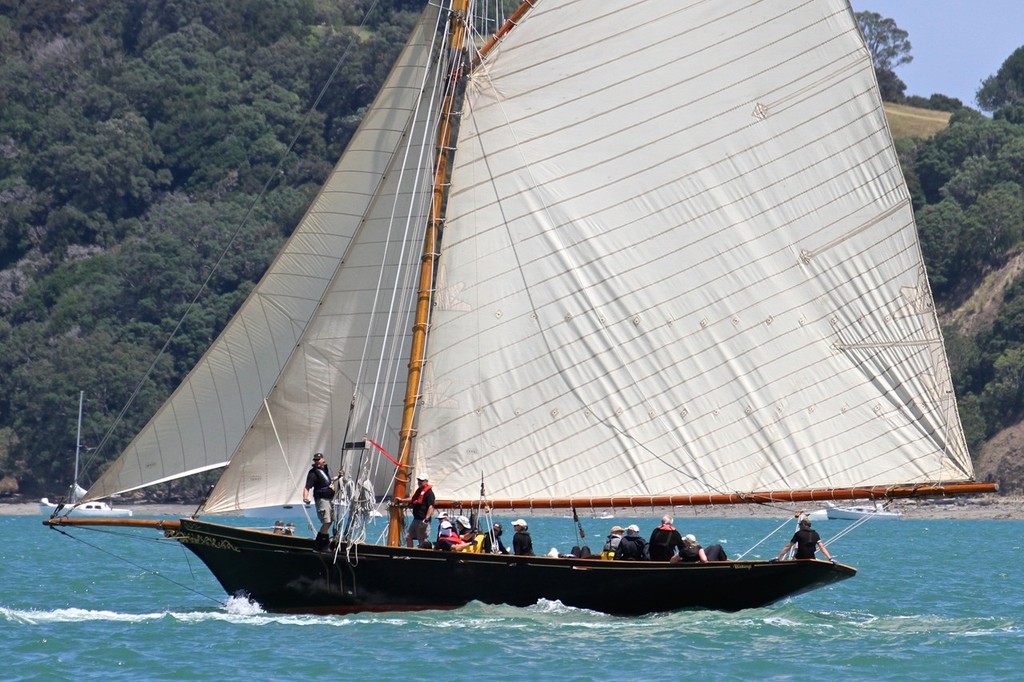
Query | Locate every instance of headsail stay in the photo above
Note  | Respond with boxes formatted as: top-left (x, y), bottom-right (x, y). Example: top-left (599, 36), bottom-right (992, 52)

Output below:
top-left (413, 0), bottom-right (979, 503)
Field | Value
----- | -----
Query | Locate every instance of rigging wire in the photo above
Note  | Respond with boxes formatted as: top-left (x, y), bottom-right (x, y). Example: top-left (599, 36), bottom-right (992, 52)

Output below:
top-left (335, 1), bottom-right (451, 517)
top-left (47, 525), bottom-right (225, 606)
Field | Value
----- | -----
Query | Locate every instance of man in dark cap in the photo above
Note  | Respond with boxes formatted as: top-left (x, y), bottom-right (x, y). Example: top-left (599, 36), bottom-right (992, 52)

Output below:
top-left (303, 452), bottom-right (339, 551)
top-left (480, 522), bottom-right (509, 554)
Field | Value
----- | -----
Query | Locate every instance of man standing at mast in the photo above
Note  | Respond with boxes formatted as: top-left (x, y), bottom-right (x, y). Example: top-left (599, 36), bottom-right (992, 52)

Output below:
top-left (397, 475), bottom-right (435, 548)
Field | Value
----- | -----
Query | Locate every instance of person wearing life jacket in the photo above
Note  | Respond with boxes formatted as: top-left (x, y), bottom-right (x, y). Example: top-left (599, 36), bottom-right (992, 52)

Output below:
top-left (601, 525), bottom-right (625, 560)
top-left (397, 475), bottom-right (435, 548)
top-left (648, 515), bottom-right (686, 562)
top-left (453, 515), bottom-right (479, 552)
top-left (435, 520), bottom-right (458, 550)
top-left (302, 452), bottom-right (339, 551)
top-left (614, 524), bottom-right (648, 560)
top-left (435, 519), bottom-right (476, 551)
top-left (679, 534), bottom-right (708, 562)
top-left (773, 518), bottom-right (833, 562)
top-left (433, 510), bottom-right (449, 544)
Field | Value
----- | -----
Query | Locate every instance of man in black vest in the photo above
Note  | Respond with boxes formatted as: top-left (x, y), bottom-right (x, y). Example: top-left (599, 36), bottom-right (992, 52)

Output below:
top-left (648, 514), bottom-right (686, 562)
top-left (303, 452), bottom-right (339, 551)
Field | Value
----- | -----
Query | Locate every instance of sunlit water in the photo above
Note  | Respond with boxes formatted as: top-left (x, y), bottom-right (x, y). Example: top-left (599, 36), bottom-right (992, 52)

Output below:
top-left (4, 513), bottom-right (1021, 680)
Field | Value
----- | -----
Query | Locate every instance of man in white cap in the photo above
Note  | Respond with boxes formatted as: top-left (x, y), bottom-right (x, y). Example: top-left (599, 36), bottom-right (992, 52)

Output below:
top-left (614, 524), bottom-right (649, 560)
top-left (396, 475), bottom-right (435, 548)
top-left (511, 519), bottom-right (534, 556)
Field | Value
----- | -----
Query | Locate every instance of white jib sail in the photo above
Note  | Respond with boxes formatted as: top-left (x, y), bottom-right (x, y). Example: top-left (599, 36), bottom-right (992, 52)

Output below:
top-left (86, 5), bottom-right (441, 511)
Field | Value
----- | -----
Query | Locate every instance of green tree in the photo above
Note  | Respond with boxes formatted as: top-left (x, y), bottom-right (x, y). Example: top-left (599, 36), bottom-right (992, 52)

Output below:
top-left (977, 45), bottom-right (1024, 112)
top-left (913, 117), bottom-right (1020, 204)
top-left (855, 11), bottom-right (912, 101)
top-left (915, 198), bottom-right (974, 296)
top-left (966, 183), bottom-right (1024, 261)
top-left (980, 346), bottom-right (1024, 434)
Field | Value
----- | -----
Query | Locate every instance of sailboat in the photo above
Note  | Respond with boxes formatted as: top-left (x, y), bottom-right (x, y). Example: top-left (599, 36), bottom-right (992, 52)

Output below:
top-left (45, 0), bottom-right (995, 615)
top-left (39, 392), bottom-right (132, 519)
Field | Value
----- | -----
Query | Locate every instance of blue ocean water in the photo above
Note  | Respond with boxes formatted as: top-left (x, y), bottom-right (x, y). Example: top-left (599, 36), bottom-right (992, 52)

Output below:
top-left (2, 512), bottom-right (1021, 681)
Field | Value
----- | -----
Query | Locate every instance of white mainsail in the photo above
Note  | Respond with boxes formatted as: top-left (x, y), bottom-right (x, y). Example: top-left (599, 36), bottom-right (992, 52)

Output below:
top-left (414, 0), bottom-right (973, 501)
top-left (86, 6), bottom-right (442, 511)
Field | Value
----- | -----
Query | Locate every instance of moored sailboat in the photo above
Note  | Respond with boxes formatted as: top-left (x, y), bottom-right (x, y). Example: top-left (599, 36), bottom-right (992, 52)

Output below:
top-left (46, 0), bottom-right (994, 615)
top-left (40, 392), bottom-right (132, 519)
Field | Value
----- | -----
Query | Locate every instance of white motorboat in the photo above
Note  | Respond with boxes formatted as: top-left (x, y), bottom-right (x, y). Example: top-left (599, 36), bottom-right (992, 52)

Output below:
top-left (40, 497), bottom-right (132, 518)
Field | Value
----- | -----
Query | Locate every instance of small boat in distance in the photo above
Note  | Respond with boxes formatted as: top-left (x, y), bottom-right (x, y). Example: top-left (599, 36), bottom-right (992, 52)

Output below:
top-left (39, 494), bottom-right (132, 518)
top-left (827, 503), bottom-right (902, 521)
top-left (40, 392), bottom-right (132, 519)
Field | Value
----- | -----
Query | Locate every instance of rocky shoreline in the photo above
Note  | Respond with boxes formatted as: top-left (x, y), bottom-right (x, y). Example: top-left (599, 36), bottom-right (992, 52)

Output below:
top-left (10, 495), bottom-right (1024, 520)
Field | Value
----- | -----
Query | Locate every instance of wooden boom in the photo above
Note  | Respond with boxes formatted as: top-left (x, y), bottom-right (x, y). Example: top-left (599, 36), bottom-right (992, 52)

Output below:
top-left (428, 482), bottom-right (998, 510)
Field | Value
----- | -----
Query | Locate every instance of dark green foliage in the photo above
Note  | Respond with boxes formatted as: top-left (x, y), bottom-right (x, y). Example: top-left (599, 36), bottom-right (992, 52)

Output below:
top-left (0, 0), bottom-right (415, 497)
top-left (855, 11), bottom-right (912, 102)
top-left (904, 94), bottom-right (967, 113)
top-left (977, 46), bottom-right (1024, 113)
top-left (875, 67), bottom-right (907, 103)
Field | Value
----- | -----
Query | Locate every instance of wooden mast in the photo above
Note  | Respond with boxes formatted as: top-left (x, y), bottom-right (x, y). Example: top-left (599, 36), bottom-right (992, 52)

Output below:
top-left (388, 0), bottom-right (471, 546)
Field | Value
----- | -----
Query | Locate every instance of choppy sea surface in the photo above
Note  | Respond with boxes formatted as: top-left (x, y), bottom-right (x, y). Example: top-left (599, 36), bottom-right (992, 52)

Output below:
top-left (3, 512), bottom-right (1021, 681)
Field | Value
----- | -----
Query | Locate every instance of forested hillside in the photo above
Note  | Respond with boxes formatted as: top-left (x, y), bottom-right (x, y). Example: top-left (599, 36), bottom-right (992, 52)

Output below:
top-left (2, 2), bottom-right (1024, 499)
top-left (0, 0), bottom-right (424, 499)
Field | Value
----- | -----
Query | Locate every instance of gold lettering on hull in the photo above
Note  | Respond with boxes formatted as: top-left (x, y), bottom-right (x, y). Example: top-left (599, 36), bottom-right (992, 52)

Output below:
top-left (167, 530), bottom-right (241, 552)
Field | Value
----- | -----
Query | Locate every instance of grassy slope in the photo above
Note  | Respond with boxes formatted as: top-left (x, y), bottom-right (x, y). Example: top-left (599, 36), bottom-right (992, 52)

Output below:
top-left (883, 102), bottom-right (951, 138)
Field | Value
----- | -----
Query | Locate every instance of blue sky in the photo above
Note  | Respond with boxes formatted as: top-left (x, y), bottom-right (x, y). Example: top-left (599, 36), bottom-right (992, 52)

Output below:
top-left (853, 0), bottom-right (1024, 109)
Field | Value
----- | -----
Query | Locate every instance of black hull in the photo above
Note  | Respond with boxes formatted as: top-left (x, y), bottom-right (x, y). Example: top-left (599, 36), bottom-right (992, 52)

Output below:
top-left (172, 519), bottom-right (855, 615)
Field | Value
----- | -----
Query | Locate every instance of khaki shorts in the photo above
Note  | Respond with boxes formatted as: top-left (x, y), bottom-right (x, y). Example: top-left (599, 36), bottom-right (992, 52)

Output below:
top-left (315, 497), bottom-right (334, 525)
top-left (407, 518), bottom-right (429, 543)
